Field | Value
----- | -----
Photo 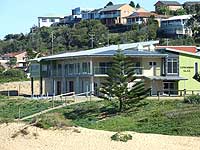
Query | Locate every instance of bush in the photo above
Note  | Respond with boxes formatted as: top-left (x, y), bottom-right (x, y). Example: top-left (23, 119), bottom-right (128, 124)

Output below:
top-left (111, 132), bottom-right (132, 142)
top-left (33, 113), bottom-right (72, 129)
top-left (184, 94), bottom-right (200, 104)
top-left (3, 69), bottom-right (25, 78)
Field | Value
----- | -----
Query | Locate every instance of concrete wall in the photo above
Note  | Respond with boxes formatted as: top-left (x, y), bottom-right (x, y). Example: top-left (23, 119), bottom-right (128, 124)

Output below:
top-left (0, 80), bottom-right (44, 96)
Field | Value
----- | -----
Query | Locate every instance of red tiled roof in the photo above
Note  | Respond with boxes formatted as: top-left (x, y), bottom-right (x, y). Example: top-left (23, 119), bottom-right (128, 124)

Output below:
top-left (156, 46), bottom-right (197, 53)
top-left (3, 51), bottom-right (26, 57)
top-left (127, 12), bottom-right (158, 18)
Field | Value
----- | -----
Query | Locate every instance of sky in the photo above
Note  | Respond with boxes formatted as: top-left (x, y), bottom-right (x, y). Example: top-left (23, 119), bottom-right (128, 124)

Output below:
top-left (0, 0), bottom-right (194, 39)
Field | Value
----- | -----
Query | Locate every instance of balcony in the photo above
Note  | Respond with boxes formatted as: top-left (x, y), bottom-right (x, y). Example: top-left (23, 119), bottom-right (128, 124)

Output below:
top-left (100, 13), bottom-right (120, 19)
top-left (52, 69), bottom-right (62, 77)
top-left (94, 67), bottom-right (143, 75)
top-left (94, 67), bottom-right (111, 75)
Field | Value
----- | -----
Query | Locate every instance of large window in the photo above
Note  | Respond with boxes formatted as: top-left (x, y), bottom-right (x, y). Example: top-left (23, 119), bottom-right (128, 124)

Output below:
top-left (163, 82), bottom-right (178, 95)
top-left (69, 64), bottom-right (74, 74)
top-left (167, 58), bottom-right (178, 74)
top-left (42, 18), bottom-right (47, 22)
top-left (82, 62), bottom-right (90, 74)
top-left (50, 19), bottom-right (55, 22)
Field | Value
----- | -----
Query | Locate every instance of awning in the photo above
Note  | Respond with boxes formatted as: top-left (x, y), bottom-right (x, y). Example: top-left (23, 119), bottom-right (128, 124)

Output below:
top-left (145, 76), bottom-right (188, 81)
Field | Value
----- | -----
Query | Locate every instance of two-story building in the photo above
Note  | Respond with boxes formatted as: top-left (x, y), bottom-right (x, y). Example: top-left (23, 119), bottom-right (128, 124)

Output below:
top-left (82, 8), bottom-right (102, 20)
top-left (126, 11), bottom-right (168, 26)
top-left (156, 46), bottom-right (200, 95)
top-left (154, 1), bottom-right (183, 12)
top-left (158, 15), bottom-right (193, 38)
top-left (30, 40), bottom-right (200, 97)
top-left (99, 4), bottom-right (134, 26)
top-left (38, 15), bottom-right (64, 27)
top-left (2, 51), bottom-right (28, 69)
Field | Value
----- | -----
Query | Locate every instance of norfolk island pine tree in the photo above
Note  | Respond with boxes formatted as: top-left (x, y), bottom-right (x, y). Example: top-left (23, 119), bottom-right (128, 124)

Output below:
top-left (99, 48), bottom-right (150, 112)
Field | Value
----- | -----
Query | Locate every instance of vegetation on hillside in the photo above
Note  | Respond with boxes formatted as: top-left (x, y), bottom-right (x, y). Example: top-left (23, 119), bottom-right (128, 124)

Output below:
top-left (29, 98), bottom-right (200, 137)
top-left (0, 96), bottom-right (62, 123)
top-left (0, 69), bottom-right (28, 83)
top-left (1, 14), bottom-right (199, 57)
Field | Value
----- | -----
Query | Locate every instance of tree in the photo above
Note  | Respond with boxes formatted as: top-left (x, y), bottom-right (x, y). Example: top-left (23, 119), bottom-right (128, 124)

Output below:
top-left (183, 3), bottom-right (200, 14)
top-left (173, 8), bottom-right (187, 16)
top-left (156, 5), bottom-right (170, 15)
top-left (136, 3), bottom-right (140, 8)
top-left (187, 5), bottom-right (200, 40)
top-left (129, 1), bottom-right (135, 8)
top-left (6, 57), bottom-right (17, 68)
top-left (106, 1), bottom-right (114, 7)
top-left (100, 49), bottom-right (150, 112)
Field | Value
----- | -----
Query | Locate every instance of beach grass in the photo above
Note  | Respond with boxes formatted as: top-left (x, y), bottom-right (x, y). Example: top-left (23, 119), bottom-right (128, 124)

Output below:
top-left (0, 96), bottom-right (62, 122)
top-left (47, 99), bottom-right (200, 136)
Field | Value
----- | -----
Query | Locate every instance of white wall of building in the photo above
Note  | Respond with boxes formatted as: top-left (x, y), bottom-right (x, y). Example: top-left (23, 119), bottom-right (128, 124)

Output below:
top-left (38, 17), bottom-right (61, 27)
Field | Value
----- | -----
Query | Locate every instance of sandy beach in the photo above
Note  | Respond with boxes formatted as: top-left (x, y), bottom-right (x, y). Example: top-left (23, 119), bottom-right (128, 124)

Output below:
top-left (0, 123), bottom-right (200, 150)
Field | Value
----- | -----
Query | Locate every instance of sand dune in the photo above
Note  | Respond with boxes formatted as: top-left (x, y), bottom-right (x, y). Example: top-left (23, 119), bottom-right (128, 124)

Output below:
top-left (0, 123), bottom-right (200, 150)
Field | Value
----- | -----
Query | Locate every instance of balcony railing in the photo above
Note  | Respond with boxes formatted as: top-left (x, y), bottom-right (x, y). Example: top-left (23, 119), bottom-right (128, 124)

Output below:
top-left (94, 67), bottom-right (143, 75)
top-left (94, 67), bottom-right (111, 75)
top-left (100, 13), bottom-right (120, 19)
top-left (44, 67), bottom-right (144, 77)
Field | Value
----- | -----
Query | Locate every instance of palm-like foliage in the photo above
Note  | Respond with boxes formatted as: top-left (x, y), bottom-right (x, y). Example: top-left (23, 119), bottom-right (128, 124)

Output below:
top-left (100, 49), bottom-right (150, 112)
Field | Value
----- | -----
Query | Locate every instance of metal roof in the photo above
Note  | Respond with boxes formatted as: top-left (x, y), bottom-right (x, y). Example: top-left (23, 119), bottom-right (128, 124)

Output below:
top-left (100, 4), bottom-right (126, 12)
top-left (30, 41), bottom-right (160, 62)
top-left (93, 49), bottom-right (167, 57)
top-left (161, 15), bottom-right (192, 21)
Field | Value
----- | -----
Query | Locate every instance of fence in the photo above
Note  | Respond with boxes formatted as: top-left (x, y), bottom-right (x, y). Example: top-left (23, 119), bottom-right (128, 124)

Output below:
top-left (156, 89), bottom-right (200, 100)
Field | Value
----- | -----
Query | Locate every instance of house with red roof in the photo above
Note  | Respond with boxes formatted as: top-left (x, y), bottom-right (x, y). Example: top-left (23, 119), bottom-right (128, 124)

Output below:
top-left (1, 51), bottom-right (27, 69)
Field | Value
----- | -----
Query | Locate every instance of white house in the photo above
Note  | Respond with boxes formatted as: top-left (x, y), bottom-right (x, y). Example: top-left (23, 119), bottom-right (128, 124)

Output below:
top-left (159, 15), bottom-right (193, 37)
top-left (38, 15), bottom-right (64, 27)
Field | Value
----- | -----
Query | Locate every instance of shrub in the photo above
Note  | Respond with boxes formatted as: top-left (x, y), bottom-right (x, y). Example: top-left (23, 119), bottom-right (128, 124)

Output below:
top-left (111, 132), bottom-right (132, 142)
top-left (3, 69), bottom-right (25, 78)
top-left (33, 113), bottom-right (72, 129)
top-left (184, 94), bottom-right (200, 104)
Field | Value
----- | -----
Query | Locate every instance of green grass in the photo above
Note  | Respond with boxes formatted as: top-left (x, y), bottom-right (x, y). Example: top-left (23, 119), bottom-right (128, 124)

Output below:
top-left (42, 99), bottom-right (200, 136)
top-left (0, 96), bottom-right (63, 122)
top-left (1, 96), bottom-right (200, 136)
top-left (0, 77), bottom-right (29, 83)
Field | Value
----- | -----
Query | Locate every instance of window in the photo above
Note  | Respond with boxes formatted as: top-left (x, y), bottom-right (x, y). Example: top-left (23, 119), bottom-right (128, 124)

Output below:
top-left (65, 64), bottom-right (68, 75)
top-left (163, 82), bottom-right (178, 95)
top-left (42, 65), bottom-right (47, 71)
top-left (42, 18), bottom-right (47, 22)
top-left (82, 62), bottom-right (90, 74)
top-left (69, 64), bottom-right (74, 74)
top-left (50, 19), bottom-right (55, 22)
top-left (195, 62), bottom-right (198, 74)
top-left (167, 58), bottom-right (178, 74)
top-left (149, 62), bottom-right (157, 66)
top-left (75, 63), bottom-right (80, 74)
top-left (58, 64), bottom-right (62, 76)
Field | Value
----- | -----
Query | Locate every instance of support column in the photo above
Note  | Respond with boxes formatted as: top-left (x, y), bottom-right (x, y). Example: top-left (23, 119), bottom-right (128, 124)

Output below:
top-left (53, 79), bottom-right (56, 96)
top-left (40, 77), bottom-right (43, 96)
top-left (91, 76), bottom-right (94, 94)
top-left (31, 77), bottom-right (34, 97)
top-left (90, 59), bottom-right (94, 94)
top-left (76, 77), bottom-right (79, 94)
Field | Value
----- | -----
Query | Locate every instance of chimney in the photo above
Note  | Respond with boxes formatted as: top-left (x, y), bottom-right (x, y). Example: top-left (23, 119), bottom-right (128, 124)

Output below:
top-left (149, 44), bottom-right (155, 51)
top-left (137, 44), bottom-right (143, 51)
